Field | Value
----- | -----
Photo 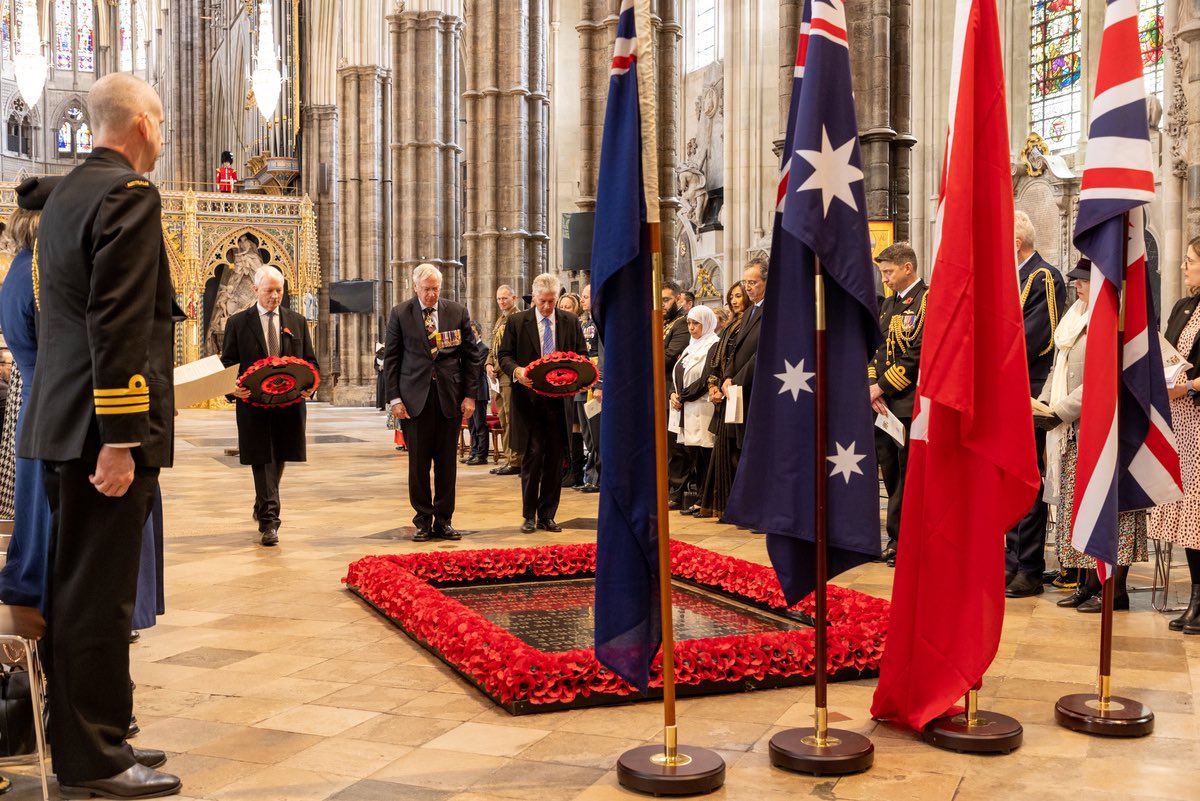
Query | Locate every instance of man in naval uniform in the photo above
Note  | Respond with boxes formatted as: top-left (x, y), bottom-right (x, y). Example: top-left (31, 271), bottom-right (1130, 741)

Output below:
top-left (869, 242), bottom-right (928, 568)
top-left (1005, 211), bottom-right (1067, 598)
top-left (20, 73), bottom-right (181, 799)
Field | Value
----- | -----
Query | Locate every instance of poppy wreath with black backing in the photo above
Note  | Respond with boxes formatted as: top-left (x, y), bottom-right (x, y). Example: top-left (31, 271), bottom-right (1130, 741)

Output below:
top-left (524, 351), bottom-right (599, 397)
top-left (237, 356), bottom-right (321, 408)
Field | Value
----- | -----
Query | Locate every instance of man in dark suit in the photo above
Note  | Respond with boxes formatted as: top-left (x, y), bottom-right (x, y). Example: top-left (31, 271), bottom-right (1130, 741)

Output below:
top-left (221, 265), bottom-right (318, 547)
top-left (383, 263), bottom-right (480, 541)
top-left (721, 258), bottom-right (768, 451)
top-left (19, 74), bottom-right (181, 799)
top-left (499, 273), bottom-right (588, 533)
top-left (662, 281), bottom-right (691, 507)
top-left (869, 242), bottom-right (928, 567)
top-left (1005, 211), bottom-right (1067, 597)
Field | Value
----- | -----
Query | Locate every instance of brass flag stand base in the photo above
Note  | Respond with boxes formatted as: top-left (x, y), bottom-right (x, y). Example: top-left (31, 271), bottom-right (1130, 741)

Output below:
top-left (922, 689), bottom-right (1023, 754)
top-left (617, 727), bottom-right (726, 796)
top-left (769, 708), bottom-right (874, 776)
top-left (1055, 580), bottom-right (1153, 737)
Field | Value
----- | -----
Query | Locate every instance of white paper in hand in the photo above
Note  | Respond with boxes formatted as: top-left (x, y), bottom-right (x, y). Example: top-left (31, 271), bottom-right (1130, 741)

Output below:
top-left (724, 385), bottom-right (744, 424)
top-left (584, 398), bottom-right (602, 419)
top-left (174, 356), bottom-right (240, 409)
top-left (875, 408), bottom-right (905, 446)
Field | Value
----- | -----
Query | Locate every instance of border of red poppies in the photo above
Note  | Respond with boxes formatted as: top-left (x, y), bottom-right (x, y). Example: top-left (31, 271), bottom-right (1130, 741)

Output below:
top-left (343, 540), bottom-right (888, 714)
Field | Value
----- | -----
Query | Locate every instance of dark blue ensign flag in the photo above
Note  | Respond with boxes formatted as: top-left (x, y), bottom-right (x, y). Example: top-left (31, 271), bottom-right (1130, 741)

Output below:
top-left (590, 1), bottom-right (660, 691)
top-left (724, 0), bottom-right (882, 605)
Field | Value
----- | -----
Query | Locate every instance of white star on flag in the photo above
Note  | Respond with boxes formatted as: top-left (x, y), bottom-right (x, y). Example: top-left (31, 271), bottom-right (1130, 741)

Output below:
top-left (794, 126), bottom-right (863, 216)
top-left (827, 441), bottom-right (866, 483)
top-left (775, 358), bottom-right (815, 401)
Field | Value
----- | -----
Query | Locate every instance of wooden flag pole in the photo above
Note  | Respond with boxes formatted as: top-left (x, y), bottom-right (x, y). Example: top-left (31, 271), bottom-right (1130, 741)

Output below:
top-left (1055, 228), bottom-right (1153, 737)
top-left (768, 265), bottom-right (873, 775)
top-left (616, 221), bottom-right (725, 795)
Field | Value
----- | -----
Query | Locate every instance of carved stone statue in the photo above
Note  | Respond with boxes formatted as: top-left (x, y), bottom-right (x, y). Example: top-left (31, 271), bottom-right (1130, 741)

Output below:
top-left (206, 234), bottom-right (265, 354)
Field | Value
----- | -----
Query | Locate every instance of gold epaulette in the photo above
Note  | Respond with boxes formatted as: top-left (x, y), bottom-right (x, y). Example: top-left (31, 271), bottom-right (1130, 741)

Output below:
top-left (94, 374), bottom-right (150, 415)
top-left (1020, 268), bottom-right (1059, 357)
top-left (884, 292), bottom-right (927, 362)
top-left (884, 365), bottom-right (912, 391)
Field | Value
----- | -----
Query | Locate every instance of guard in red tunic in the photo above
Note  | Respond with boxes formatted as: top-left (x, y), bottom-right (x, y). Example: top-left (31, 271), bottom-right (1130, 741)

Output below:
top-left (216, 150), bottom-right (237, 193)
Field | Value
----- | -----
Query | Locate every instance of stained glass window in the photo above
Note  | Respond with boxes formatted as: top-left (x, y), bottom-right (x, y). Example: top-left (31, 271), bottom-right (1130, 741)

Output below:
top-left (1140, 0), bottom-right (1165, 104)
top-left (76, 122), bottom-right (92, 153)
top-left (135, 0), bottom-right (147, 70)
top-left (76, 0), bottom-right (94, 73)
top-left (1030, 0), bottom-right (1081, 151)
top-left (57, 121), bottom-right (71, 154)
top-left (118, 0), bottom-right (132, 71)
top-left (55, 0), bottom-right (72, 70)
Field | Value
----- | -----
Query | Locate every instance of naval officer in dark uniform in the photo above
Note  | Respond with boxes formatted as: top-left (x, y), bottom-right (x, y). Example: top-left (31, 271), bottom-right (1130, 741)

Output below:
top-left (869, 242), bottom-right (928, 568)
top-left (1005, 211), bottom-right (1067, 597)
top-left (19, 74), bottom-right (181, 799)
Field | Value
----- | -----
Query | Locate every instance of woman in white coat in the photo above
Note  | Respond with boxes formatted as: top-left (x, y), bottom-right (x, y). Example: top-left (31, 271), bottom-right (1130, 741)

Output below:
top-left (671, 305), bottom-right (720, 516)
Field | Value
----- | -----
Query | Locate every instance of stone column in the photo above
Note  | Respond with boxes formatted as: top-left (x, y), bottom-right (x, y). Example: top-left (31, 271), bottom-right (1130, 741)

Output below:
top-left (848, 0), bottom-right (895, 223)
top-left (1161, 0), bottom-right (1186, 318)
top-left (890, 0), bottom-right (914, 242)
top-left (333, 66), bottom-right (390, 405)
top-left (575, 0), bottom-right (613, 219)
top-left (390, 6), bottom-right (464, 307)
top-left (463, 0), bottom-right (550, 328)
top-left (777, 0), bottom-right (801, 157)
top-left (166, 0), bottom-right (209, 185)
top-left (301, 104), bottom-right (338, 400)
top-left (653, 0), bottom-right (681, 280)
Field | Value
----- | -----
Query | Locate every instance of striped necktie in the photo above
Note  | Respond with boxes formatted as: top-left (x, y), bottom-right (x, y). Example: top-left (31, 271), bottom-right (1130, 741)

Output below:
top-left (541, 316), bottom-right (553, 356)
top-left (423, 307), bottom-right (437, 355)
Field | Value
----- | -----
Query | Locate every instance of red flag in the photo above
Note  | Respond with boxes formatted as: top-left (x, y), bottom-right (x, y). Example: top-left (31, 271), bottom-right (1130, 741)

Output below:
top-left (869, 0), bottom-right (1040, 730)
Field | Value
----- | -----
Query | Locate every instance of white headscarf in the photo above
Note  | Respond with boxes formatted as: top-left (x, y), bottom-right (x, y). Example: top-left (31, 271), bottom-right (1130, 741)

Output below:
top-left (682, 305), bottom-right (718, 361)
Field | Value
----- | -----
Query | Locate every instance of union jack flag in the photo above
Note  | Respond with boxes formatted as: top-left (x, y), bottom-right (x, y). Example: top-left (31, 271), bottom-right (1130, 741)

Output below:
top-left (1071, 0), bottom-right (1182, 577)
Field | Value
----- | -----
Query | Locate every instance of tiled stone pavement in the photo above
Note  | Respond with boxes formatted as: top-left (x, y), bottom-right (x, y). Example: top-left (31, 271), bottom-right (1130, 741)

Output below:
top-left (3, 405), bottom-right (1199, 799)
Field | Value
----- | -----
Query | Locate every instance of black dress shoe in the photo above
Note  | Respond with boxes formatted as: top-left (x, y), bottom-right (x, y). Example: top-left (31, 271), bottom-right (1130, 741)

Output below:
top-left (412, 528), bottom-right (433, 542)
top-left (680, 505), bottom-right (701, 516)
top-left (489, 466), bottom-right (503, 474)
top-left (131, 747), bottom-right (167, 769)
top-left (580, 483), bottom-right (600, 493)
top-left (434, 523), bottom-right (462, 541)
top-left (1005, 573), bottom-right (1044, 598)
top-left (520, 519), bottom-right (536, 533)
top-left (1056, 585), bottom-right (1098, 608)
top-left (495, 465), bottom-right (521, 476)
top-left (880, 544), bottom-right (897, 564)
top-left (1078, 594), bottom-right (1130, 613)
top-left (127, 715), bottom-right (140, 740)
top-left (59, 763), bottom-right (182, 800)
top-left (667, 499), bottom-right (682, 511)
top-left (466, 455), bottom-right (488, 466)
top-left (129, 630), bottom-right (140, 644)
top-left (537, 518), bottom-right (562, 532)
top-left (259, 528), bottom-right (279, 547)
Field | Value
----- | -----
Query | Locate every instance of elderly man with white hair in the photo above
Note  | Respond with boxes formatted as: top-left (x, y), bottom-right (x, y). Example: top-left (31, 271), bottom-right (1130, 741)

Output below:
top-left (222, 263), bottom-right (319, 548)
top-left (384, 263), bottom-right (481, 541)
top-left (498, 273), bottom-right (589, 532)
top-left (20, 73), bottom-right (181, 799)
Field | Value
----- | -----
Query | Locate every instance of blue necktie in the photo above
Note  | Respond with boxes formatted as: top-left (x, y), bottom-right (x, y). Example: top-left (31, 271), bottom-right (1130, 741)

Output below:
top-left (541, 316), bottom-right (553, 356)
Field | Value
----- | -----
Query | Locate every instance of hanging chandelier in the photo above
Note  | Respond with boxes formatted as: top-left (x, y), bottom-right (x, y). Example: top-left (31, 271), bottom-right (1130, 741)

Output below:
top-left (250, 0), bottom-right (282, 121)
top-left (13, 3), bottom-right (47, 108)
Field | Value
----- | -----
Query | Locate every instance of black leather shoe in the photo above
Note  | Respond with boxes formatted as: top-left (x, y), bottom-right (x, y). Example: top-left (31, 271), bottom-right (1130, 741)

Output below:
top-left (131, 747), bottom-right (167, 769)
top-left (434, 523), bottom-right (462, 541)
top-left (259, 528), bottom-right (279, 547)
top-left (520, 519), bottom-right (536, 533)
top-left (537, 519), bottom-right (562, 532)
top-left (1056, 585), bottom-right (1098, 608)
top-left (1005, 573), bottom-right (1044, 598)
top-left (667, 499), bottom-right (682, 511)
top-left (580, 483), bottom-right (600, 493)
top-left (1078, 594), bottom-right (1129, 613)
top-left (495, 465), bottom-right (521, 476)
top-left (489, 466), bottom-right (503, 474)
top-left (680, 505), bottom-right (700, 516)
top-left (466, 455), bottom-right (488, 466)
top-left (127, 715), bottom-right (140, 740)
top-left (129, 630), bottom-right (141, 644)
top-left (412, 528), bottom-right (433, 542)
top-left (880, 541), bottom-right (897, 564)
top-left (59, 763), bottom-right (182, 799)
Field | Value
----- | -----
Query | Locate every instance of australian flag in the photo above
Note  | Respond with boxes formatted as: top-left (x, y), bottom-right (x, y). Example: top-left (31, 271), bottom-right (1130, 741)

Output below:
top-left (590, 0), bottom-right (661, 691)
top-left (724, 0), bottom-right (882, 605)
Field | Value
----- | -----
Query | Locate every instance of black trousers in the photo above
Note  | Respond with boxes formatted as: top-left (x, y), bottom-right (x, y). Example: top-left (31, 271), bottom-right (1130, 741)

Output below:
top-left (521, 398), bottom-right (567, 521)
top-left (1006, 427), bottom-right (1049, 578)
top-left (251, 460), bottom-right (286, 531)
top-left (875, 418), bottom-right (911, 544)
top-left (686, 444), bottom-right (710, 503)
top-left (667, 430), bottom-right (689, 503)
top-left (579, 400), bottom-right (601, 485)
top-left (42, 457), bottom-right (158, 783)
top-left (402, 383), bottom-right (461, 528)
top-left (468, 400), bottom-right (489, 459)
